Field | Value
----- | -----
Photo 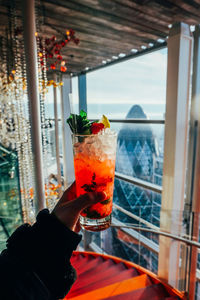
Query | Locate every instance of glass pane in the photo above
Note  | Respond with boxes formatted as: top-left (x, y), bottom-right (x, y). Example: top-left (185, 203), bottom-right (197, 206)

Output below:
top-left (42, 119), bottom-right (64, 179)
top-left (0, 146), bottom-right (23, 252)
top-left (81, 207), bottom-right (193, 289)
top-left (71, 77), bottom-right (79, 114)
top-left (196, 280), bottom-right (200, 300)
top-left (58, 120), bottom-right (63, 156)
top-left (111, 227), bottom-right (158, 274)
top-left (86, 48), bottom-right (167, 120)
top-left (113, 179), bottom-right (161, 232)
top-left (45, 86), bottom-right (54, 119)
top-left (57, 86), bottom-right (61, 117)
top-left (43, 120), bottom-right (57, 176)
top-left (0, 238), bottom-right (6, 252)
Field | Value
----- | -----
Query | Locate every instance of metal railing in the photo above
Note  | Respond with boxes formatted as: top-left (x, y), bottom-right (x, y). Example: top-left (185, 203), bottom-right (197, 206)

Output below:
top-left (46, 118), bottom-right (165, 124)
top-left (115, 172), bottom-right (162, 194)
top-left (109, 118), bottom-right (165, 124)
top-left (110, 224), bottom-right (200, 249)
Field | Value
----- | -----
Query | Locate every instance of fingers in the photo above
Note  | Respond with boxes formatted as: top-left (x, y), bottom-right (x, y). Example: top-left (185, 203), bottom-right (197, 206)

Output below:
top-left (72, 191), bottom-right (107, 212)
top-left (65, 182), bottom-right (77, 201)
top-left (59, 191), bottom-right (106, 231)
top-left (58, 182), bottom-right (76, 205)
top-left (52, 188), bottom-right (107, 231)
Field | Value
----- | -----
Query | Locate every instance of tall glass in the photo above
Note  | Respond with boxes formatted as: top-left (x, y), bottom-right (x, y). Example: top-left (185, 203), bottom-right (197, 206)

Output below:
top-left (72, 133), bottom-right (117, 231)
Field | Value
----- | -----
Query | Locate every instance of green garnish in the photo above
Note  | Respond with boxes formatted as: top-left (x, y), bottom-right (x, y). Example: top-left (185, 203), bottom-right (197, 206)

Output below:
top-left (81, 172), bottom-right (97, 192)
top-left (67, 110), bottom-right (95, 134)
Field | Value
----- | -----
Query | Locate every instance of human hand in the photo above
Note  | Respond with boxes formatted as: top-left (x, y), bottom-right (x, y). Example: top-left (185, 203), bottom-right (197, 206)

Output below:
top-left (52, 182), bottom-right (106, 232)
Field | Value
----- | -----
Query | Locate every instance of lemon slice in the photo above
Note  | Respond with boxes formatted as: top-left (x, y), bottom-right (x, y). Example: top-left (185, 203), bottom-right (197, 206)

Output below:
top-left (100, 115), bottom-right (110, 128)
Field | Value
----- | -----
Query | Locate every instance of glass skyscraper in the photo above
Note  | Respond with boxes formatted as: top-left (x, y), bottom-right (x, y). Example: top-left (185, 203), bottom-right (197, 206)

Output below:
top-left (112, 105), bottom-right (163, 273)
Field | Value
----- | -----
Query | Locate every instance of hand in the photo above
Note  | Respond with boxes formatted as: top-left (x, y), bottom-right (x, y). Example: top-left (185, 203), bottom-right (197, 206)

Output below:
top-left (52, 182), bottom-right (106, 232)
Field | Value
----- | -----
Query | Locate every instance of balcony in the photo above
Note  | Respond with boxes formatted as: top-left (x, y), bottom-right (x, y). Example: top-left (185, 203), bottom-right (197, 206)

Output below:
top-left (1, 1), bottom-right (200, 299)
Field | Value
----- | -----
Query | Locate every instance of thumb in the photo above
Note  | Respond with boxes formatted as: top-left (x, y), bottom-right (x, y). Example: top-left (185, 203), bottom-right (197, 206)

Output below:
top-left (73, 191), bottom-right (107, 212)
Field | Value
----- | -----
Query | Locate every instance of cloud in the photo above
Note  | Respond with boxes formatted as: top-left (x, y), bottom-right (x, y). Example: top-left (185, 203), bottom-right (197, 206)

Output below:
top-left (87, 49), bottom-right (167, 103)
top-left (71, 49), bottom-right (167, 108)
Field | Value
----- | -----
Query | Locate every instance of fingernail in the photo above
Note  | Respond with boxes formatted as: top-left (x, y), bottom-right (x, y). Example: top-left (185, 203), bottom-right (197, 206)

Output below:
top-left (96, 191), bottom-right (107, 201)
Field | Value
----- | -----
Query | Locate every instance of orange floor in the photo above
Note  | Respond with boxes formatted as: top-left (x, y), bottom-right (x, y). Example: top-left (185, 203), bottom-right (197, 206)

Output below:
top-left (64, 251), bottom-right (186, 300)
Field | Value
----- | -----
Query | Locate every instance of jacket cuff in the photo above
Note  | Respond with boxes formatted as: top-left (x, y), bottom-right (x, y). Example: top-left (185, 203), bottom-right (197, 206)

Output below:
top-left (6, 209), bottom-right (82, 267)
top-left (32, 209), bottom-right (82, 257)
top-left (5, 209), bottom-right (82, 298)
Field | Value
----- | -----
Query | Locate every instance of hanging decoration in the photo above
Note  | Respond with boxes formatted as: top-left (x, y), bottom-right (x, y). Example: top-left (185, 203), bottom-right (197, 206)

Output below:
top-left (0, 5), bottom-right (35, 223)
top-left (34, 7), bottom-right (80, 210)
top-left (13, 27), bottom-right (79, 93)
top-left (47, 80), bottom-right (63, 87)
top-left (0, 2), bottom-right (79, 222)
top-left (37, 29), bottom-right (79, 73)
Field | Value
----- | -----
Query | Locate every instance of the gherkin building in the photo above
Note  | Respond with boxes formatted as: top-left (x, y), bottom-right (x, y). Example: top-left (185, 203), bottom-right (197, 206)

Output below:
top-left (111, 105), bottom-right (163, 273)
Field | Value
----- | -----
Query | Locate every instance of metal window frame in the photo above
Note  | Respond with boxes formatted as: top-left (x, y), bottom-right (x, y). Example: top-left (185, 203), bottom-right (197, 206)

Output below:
top-left (185, 25), bottom-right (200, 298)
top-left (99, 119), bottom-right (164, 124)
top-left (158, 23), bottom-right (193, 292)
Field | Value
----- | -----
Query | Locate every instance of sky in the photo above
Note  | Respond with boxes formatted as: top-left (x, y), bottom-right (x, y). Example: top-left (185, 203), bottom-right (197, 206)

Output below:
top-left (45, 48), bottom-right (168, 119)
top-left (72, 48), bottom-right (168, 105)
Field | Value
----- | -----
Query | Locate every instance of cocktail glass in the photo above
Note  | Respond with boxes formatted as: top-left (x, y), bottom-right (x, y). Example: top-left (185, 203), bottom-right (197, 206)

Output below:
top-left (72, 133), bottom-right (117, 231)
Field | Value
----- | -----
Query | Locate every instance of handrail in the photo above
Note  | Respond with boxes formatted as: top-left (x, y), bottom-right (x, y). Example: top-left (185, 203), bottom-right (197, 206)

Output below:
top-left (89, 118), bottom-right (165, 124)
top-left (112, 217), bottom-right (159, 253)
top-left (45, 118), bottom-right (165, 124)
top-left (111, 224), bottom-right (200, 248)
top-left (0, 216), bottom-right (20, 220)
top-left (106, 119), bottom-right (164, 124)
top-left (0, 145), bottom-right (16, 156)
top-left (113, 203), bottom-right (160, 231)
top-left (115, 171), bottom-right (162, 194)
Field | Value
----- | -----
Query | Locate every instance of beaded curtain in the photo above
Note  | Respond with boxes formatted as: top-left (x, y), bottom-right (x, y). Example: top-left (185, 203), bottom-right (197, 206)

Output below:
top-left (0, 5), bottom-right (35, 223)
top-left (0, 2), bottom-right (74, 222)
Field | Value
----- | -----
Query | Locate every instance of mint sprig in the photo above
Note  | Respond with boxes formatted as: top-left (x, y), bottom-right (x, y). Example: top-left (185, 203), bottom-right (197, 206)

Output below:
top-left (67, 110), bottom-right (95, 134)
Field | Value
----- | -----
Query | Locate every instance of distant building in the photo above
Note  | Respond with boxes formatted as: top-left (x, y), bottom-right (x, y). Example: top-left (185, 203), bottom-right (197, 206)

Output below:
top-left (112, 105), bottom-right (163, 272)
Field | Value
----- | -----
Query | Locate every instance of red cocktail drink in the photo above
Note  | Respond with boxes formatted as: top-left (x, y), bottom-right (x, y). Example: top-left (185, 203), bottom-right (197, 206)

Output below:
top-left (73, 133), bottom-right (117, 231)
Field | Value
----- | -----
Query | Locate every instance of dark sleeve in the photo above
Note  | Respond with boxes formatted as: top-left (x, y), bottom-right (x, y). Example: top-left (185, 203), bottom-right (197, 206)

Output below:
top-left (0, 209), bottom-right (82, 300)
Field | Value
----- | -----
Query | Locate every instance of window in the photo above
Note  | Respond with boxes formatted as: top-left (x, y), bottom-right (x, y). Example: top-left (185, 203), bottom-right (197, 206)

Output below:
top-left (84, 48), bottom-right (167, 272)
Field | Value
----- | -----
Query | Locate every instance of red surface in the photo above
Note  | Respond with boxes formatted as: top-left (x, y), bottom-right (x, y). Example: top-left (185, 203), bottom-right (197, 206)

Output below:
top-left (164, 298), bottom-right (181, 300)
top-left (102, 283), bottom-right (170, 299)
top-left (64, 251), bottom-right (186, 300)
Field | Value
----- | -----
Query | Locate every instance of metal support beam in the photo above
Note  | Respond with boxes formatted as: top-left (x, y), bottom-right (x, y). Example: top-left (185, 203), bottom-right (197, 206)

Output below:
top-left (53, 73), bottom-right (62, 197)
top-left (187, 25), bottom-right (200, 300)
top-left (60, 75), bottom-right (74, 188)
top-left (22, 0), bottom-right (45, 212)
top-left (78, 74), bottom-right (87, 113)
top-left (158, 23), bottom-right (193, 289)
